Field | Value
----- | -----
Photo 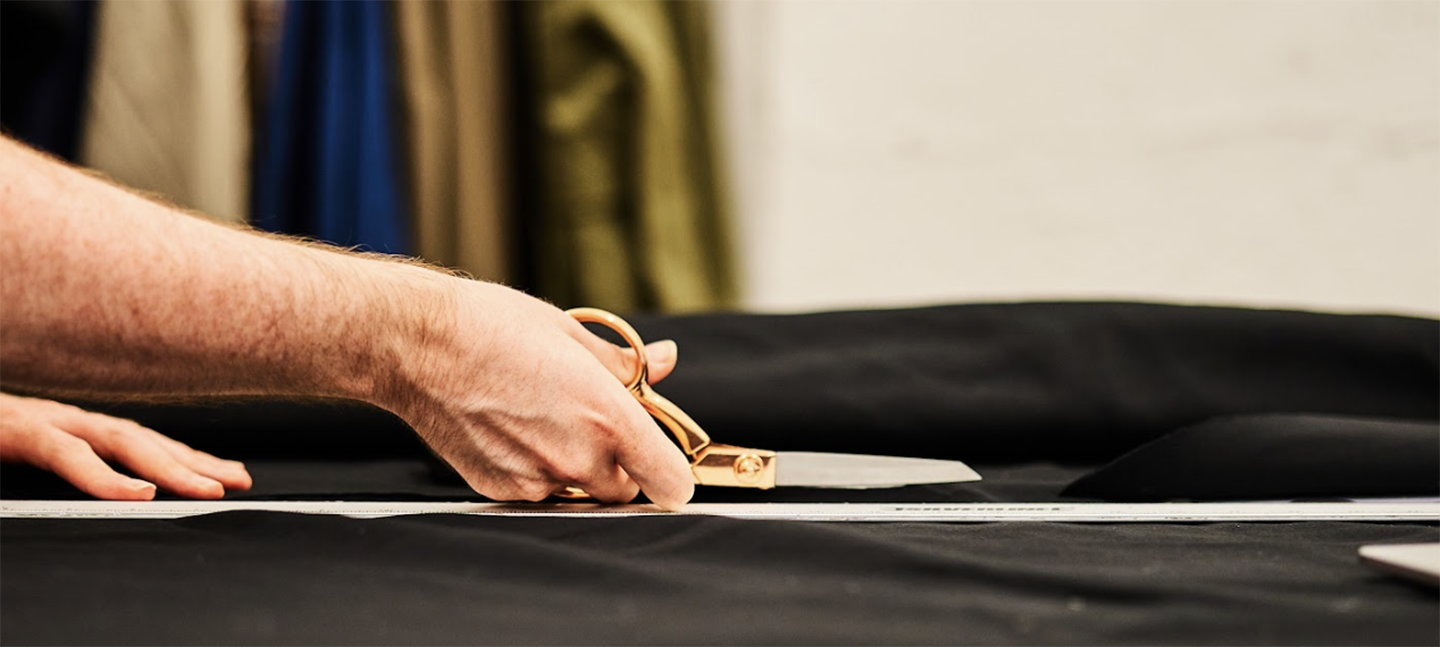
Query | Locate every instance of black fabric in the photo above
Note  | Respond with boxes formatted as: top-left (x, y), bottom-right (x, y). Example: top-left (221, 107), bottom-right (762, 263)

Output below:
top-left (2, 509), bottom-right (1436, 646)
top-left (0, 457), bottom-right (1092, 505)
top-left (8, 454), bottom-right (1431, 646)
top-left (0, 1), bottom-right (62, 113)
top-left (69, 399), bottom-right (429, 461)
top-left (625, 302), bottom-right (1438, 463)
top-left (1063, 414), bottom-right (1440, 501)
top-left (0, 0), bottom-right (96, 160)
top-left (5, 301), bottom-right (1440, 645)
top-left (43, 302), bottom-right (1440, 502)
top-left (3, 459), bottom-right (1436, 645)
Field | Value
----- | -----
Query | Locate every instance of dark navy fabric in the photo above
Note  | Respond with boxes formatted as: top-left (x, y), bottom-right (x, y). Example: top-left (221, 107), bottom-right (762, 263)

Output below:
top-left (252, 0), bottom-right (411, 254)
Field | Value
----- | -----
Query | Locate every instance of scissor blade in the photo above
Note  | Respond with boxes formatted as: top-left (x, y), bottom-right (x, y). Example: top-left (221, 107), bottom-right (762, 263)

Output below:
top-left (774, 452), bottom-right (982, 489)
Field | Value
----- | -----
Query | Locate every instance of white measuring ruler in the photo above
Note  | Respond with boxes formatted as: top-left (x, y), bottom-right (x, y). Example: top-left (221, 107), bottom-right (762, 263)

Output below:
top-left (2, 500), bottom-right (1437, 522)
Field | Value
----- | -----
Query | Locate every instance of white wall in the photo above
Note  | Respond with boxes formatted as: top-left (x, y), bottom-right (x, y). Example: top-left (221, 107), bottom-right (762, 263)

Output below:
top-left (716, 0), bottom-right (1440, 316)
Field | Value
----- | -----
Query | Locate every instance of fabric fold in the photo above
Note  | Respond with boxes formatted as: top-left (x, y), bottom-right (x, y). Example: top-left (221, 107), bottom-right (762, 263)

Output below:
top-left (1060, 414), bottom-right (1440, 501)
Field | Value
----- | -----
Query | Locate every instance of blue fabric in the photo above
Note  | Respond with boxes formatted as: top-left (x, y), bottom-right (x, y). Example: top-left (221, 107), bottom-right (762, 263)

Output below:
top-left (253, 0), bottom-right (410, 255)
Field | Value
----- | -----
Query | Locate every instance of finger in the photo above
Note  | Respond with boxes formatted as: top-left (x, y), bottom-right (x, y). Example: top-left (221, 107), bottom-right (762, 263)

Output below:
top-left (148, 432), bottom-right (253, 491)
top-left (566, 319), bottom-right (679, 386)
top-left (613, 416), bottom-right (695, 511)
top-left (568, 463), bottom-right (642, 504)
top-left (25, 404), bottom-right (236, 496)
top-left (67, 417), bottom-right (226, 499)
top-left (643, 340), bottom-right (678, 384)
top-left (582, 336), bottom-right (677, 385)
top-left (36, 428), bottom-right (158, 501)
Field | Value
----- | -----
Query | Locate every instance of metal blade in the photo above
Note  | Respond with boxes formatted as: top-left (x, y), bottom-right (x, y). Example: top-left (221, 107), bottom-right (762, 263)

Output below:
top-left (774, 452), bottom-right (982, 489)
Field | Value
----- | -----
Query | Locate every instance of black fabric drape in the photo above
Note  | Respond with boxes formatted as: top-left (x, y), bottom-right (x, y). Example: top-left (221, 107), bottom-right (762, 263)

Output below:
top-left (625, 302), bottom-right (1436, 462)
top-left (1063, 414), bottom-right (1440, 500)
top-left (37, 302), bottom-right (1440, 502)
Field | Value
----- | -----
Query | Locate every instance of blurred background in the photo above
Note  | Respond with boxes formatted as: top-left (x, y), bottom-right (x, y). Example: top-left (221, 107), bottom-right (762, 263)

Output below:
top-left (3, 0), bottom-right (1436, 316)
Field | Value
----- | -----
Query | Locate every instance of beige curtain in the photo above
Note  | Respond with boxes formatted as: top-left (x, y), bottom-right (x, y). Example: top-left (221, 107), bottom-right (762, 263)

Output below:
top-left (81, 0), bottom-right (250, 223)
top-left (521, 0), bottom-right (737, 313)
top-left (393, 0), bottom-right (513, 283)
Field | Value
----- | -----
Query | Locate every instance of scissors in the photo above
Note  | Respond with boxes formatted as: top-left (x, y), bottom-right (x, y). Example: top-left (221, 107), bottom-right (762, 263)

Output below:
top-left (566, 308), bottom-right (982, 492)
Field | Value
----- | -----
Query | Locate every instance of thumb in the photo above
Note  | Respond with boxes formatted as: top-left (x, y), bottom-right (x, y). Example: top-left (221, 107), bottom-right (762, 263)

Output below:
top-left (569, 322), bottom-right (680, 386)
top-left (643, 340), bottom-right (678, 384)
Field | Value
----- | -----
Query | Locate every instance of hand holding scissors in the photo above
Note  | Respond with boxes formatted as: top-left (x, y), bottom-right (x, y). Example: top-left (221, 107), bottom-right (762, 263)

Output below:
top-left (567, 308), bottom-right (981, 498)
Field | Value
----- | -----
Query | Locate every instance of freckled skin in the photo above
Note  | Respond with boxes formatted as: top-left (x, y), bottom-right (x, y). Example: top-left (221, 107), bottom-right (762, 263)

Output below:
top-left (0, 136), bottom-right (694, 509)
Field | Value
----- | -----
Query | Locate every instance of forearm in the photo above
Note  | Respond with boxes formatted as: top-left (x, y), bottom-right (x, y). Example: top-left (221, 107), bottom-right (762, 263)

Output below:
top-left (0, 136), bottom-right (696, 509)
top-left (0, 136), bottom-right (454, 403)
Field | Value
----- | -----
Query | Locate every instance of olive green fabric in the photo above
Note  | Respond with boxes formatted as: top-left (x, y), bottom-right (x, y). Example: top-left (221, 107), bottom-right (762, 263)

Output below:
top-left (393, 0), bottom-right (514, 283)
top-left (520, 0), bottom-right (736, 313)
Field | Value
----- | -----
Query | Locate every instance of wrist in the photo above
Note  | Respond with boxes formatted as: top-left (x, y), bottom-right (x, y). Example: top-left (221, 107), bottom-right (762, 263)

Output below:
top-left (329, 259), bottom-right (465, 411)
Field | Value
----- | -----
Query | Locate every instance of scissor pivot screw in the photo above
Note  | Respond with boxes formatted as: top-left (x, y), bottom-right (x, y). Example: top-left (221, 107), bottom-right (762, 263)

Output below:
top-left (734, 455), bottom-right (765, 484)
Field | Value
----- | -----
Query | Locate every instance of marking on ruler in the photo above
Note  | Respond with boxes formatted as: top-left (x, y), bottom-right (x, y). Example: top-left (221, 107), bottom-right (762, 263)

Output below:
top-left (2, 500), bottom-right (1438, 522)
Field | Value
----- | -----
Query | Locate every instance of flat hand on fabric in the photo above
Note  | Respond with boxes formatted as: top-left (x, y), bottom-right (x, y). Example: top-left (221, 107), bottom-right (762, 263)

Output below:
top-left (564, 308), bottom-right (981, 497)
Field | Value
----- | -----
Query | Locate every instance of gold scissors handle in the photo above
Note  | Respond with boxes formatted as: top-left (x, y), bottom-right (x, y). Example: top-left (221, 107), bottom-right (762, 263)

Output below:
top-left (565, 308), bottom-right (777, 494)
top-left (567, 308), bottom-right (711, 456)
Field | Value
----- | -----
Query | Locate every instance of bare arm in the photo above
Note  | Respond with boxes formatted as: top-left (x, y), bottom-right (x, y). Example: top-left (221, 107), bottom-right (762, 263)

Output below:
top-left (0, 135), bottom-right (446, 400)
top-left (0, 136), bottom-right (694, 509)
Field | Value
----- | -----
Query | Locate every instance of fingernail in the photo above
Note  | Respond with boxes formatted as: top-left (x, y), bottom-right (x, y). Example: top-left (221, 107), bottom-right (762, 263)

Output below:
top-left (647, 340), bottom-right (677, 364)
top-left (128, 479), bottom-right (156, 492)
